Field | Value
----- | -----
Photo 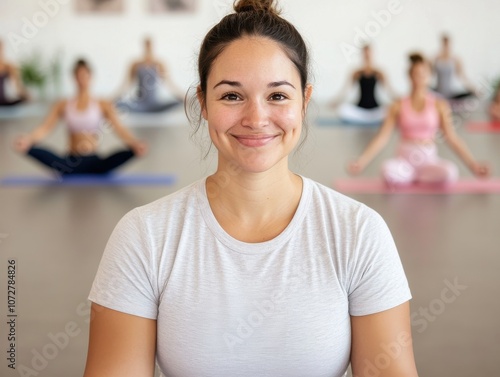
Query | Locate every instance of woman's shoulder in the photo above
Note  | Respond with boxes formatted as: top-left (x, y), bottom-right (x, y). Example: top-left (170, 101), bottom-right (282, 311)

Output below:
top-left (109, 180), bottom-right (204, 244)
top-left (53, 99), bottom-right (69, 113)
top-left (388, 98), bottom-right (403, 114)
top-left (132, 179), bottom-right (204, 221)
top-left (304, 177), bottom-right (387, 231)
top-left (95, 98), bottom-right (113, 111)
top-left (427, 92), bottom-right (447, 109)
top-left (304, 177), bottom-right (367, 214)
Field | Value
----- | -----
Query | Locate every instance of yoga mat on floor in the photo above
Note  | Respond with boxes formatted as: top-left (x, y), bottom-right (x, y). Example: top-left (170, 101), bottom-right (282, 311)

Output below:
top-left (0, 103), bottom-right (47, 119)
top-left (0, 173), bottom-right (176, 187)
top-left (315, 117), bottom-right (381, 127)
top-left (120, 108), bottom-right (186, 128)
top-left (333, 178), bottom-right (500, 194)
top-left (465, 121), bottom-right (500, 133)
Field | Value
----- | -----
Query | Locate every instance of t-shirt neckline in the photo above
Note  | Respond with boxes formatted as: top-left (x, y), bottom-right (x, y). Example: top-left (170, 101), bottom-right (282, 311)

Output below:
top-left (196, 175), bottom-right (312, 254)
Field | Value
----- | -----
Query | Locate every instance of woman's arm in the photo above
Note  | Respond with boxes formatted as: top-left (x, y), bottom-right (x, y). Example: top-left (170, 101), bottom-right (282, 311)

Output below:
top-left (431, 57), bottom-right (438, 74)
top-left (9, 64), bottom-right (29, 99)
top-left (115, 62), bottom-right (138, 99)
top-left (330, 71), bottom-right (358, 108)
top-left (14, 101), bottom-right (65, 152)
top-left (454, 58), bottom-right (476, 94)
top-left (437, 100), bottom-right (489, 177)
top-left (158, 62), bottom-right (185, 101)
top-left (100, 100), bottom-right (148, 156)
top-left (351, 302), bottom-right (419, 377)
top-left (377, 70), bottom-right (398, 100)
top-left (83, 303), bottom-right (156, 377)
top-left (348, 101), bottom-right (399, 174)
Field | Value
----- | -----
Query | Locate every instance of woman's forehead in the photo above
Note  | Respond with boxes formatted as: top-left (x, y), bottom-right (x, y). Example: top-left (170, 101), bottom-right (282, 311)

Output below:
top-left (208, 37), bottom-right (300, 85)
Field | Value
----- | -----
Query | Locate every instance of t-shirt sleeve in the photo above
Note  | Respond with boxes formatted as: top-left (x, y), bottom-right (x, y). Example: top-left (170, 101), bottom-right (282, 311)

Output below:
top-left (88, 208), bottom-right (158, 319)
top-left (348, 205), bottom-right (411, 316)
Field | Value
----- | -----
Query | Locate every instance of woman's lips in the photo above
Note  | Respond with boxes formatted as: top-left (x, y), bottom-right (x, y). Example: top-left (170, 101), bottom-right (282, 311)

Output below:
top-left (232, 134), bottom-right (279, 147)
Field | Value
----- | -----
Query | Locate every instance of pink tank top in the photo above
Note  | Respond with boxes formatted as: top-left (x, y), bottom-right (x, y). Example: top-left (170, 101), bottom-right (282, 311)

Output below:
top-left (65, 99), bottom-right (103, 134)
top-left (398, 94), bottom-right (440, 141)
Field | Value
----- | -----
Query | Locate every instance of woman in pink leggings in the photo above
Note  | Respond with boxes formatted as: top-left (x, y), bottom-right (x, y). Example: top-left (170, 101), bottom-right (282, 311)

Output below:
top-left (349, 53), bottom-right (489, 186)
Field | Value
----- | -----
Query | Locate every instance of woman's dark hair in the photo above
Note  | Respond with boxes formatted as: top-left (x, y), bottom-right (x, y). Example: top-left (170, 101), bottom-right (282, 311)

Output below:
top-left (73, 59), bottom-right (91, 75)
top-left (408, 52), bottom-right (427, 74)
top-left (197, 0), bottom-right (309, 98)
top-left (187, 0), bottom-right (311, 155)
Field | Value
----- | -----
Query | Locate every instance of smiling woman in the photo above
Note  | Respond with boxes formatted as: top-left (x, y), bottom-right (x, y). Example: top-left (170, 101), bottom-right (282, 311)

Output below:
top-left (83, 1), bottom-right (419, 377)
top-left (200, 36), bottom-right (310, 175)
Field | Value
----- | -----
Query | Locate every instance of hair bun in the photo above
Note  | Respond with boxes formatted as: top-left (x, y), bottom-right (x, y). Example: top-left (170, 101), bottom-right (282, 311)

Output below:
top-left (233, 0), bottom-right (280, 15)
top-left (409, 53), bottom-right (425, 64)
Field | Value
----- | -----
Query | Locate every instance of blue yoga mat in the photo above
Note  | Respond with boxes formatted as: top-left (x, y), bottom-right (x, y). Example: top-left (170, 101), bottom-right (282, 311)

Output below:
top-left (0, 174), bottom-right (176, 187)
top-left (315, 117), bottom-right (381, 127)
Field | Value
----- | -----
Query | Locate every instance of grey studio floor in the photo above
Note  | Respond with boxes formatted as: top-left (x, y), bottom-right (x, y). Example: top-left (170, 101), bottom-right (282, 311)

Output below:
top-left (0, 102), bottom-right (499, 377)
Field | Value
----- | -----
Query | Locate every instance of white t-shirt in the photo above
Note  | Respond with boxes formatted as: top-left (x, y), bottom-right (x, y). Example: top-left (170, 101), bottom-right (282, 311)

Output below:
top-left (89, 176), bottom-right (411, 377)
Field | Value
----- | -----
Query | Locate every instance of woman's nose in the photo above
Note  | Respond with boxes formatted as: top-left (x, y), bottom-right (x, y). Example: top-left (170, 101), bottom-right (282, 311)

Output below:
top-left (241, 99), bottom-right (269, 128)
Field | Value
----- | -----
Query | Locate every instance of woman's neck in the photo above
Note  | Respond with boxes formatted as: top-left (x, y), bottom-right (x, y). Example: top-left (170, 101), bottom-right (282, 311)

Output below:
top-left (207, 157), bottom-right (302, 224)
top-left (411, 87), bottom-right (427, 100)
top-left (76, 89), bottom-right (90, 100)
top-left (143, 54), bottom-right (154, 64)
top-left (362, 62), bottom-right (373, 72)
top-left (440, 49), bottom-right (451, 60)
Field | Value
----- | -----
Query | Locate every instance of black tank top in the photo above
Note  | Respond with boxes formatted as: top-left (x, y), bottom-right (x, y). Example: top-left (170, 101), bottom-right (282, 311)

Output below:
top-left (357, 73), bottom-right (379, 109)
top-left (0, 72), bottom-right (8, 103)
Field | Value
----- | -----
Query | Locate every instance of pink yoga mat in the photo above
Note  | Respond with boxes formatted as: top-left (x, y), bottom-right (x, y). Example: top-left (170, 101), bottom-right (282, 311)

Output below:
top-left (334, 178), bottom-right (500, 194)
top-left (465, 121), bottom-right (500, 133)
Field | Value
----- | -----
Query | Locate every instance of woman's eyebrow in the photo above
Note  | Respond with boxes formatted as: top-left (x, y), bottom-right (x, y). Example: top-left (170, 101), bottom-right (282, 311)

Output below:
top-left (213, 80), bottom-right (296, 90)
top-left (268, 81), bottom-right (296, 89)
top-left (213, 80), bottom-right (241, 89)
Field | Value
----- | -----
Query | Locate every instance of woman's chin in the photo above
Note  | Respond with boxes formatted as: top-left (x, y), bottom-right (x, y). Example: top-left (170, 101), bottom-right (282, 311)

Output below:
top-left (228, 155), bottom-right (288, 175)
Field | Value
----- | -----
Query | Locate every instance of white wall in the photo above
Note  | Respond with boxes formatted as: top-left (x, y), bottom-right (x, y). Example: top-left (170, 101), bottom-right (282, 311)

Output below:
top-left (1, 0), bottom-right (500, 102)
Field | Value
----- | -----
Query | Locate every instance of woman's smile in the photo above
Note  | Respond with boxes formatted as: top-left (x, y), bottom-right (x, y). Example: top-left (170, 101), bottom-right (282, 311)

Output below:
top-left (203, 36), bottom-right (313, 173)
top-left (230, 133), bottom-right (280, 147)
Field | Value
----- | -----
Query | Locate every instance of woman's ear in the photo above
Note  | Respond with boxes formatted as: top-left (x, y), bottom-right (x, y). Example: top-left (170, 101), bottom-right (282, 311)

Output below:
top-left (303, 84), bottom-right (314, 111)
top-left (197, 86), bottom-right (207, 120)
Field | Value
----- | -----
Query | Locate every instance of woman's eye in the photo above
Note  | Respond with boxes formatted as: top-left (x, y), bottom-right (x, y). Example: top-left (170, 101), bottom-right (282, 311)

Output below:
top-left (221, 93), bottom-right (241, 101)
top-left (269, 93), bottom-right (288, 101)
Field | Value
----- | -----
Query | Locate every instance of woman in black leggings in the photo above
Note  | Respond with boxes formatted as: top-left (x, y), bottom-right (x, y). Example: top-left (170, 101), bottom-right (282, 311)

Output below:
top-left (14, 60), bottom-right (147, 176)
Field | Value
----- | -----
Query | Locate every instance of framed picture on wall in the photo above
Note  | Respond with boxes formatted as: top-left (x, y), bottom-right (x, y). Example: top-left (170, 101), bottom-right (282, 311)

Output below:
top-left (149, 0), bottom-right (198, 13)
top-left (75, 0), bottom-right (124, 14)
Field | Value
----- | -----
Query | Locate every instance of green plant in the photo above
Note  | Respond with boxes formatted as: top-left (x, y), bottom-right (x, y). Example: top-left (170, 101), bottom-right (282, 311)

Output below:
top-left (20, 54), bottom-right (47, 89)
top-left (493, 77), bottom-right (500, 97)
top-left (48, 50), bottom-right (64, 98)
top-left (19, 51), bottom-right (65, 100)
